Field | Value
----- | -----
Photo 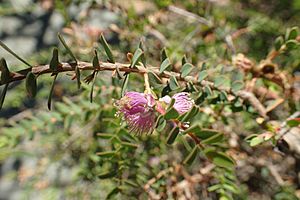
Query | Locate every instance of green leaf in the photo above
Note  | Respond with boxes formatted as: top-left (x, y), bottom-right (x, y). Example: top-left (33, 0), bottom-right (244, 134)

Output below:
top-left (285, 39), bottom-right (298, 50)
top-left (193, 128), bottom-right (220, 140)
top-left (130, 48), bottom-right (143, 68)
top-left (0, 40), bottom-right (32, 67)
top-left (96, 151), bottom-right (116, 157)
top-left (47, 74), bottom-right (58, 110)
top-left (182, 124), bottom-right (202, 135)
top-left (25, 72), bottom-right (37, 98)
top-left (231, 80), bottom-right (244, 93)
top-left (0, 58), bottom-right (10, 84)
top-left (181, 63), bottom-right (194, 78)
top-left (92, 49), bottom-right (99, 68)
top-left (155, 115), bottom-right (167, 132)
top-left (166, 126), bottom-right (180, 145)
top-left (121, 74), bottom-right (129, 97)
top-left (183, 146), bottom-right (199, 165)
top-left (201, 62), bottom-right (207, 71)
top-left (0, 83), bottom-right (8, 110)
top-left (181, 105), bottom-right (199, 122)
top-left (250, 136), bottom-right (264, 146)
top-left (161, 48), bottom-right (168, 62)
top-left (214, 76), bottom-right (226, 87)
top-left (202, 132), bottom-right (224, 145)
top-left (98, 170), bottom-right (117, 179)
top-left (204, 85), bottom-right (213, 96)
top-left (148, 71), bottom-right (162, 85)
top-left (195, 92), bottom-right (207, 105)
top-left (198, 70), bottom-right (208, 82)
top-left (58, 33), bottom-right (77, 63)
top-left (159, 59), bottom-right (171, 73)
top-left (100, 34), bottom-right (115, 63)
top-left (208, 184), bottom-right (222, 192)
top-left (106, 187), bottom-right (120, 200)
top-left (49, 47), bottom-right (59, 72)
top-left (286, 27), bottom-right (299, 40)
top-left (90, 71), bottom-right (98, 103)
top-left (169, 75), bottom-right (179, 90)
top-left (164, 107), bottom-right (180, 120)
top-left (205, 150), bottom-right (235, 169)
top-left (121, 142), bottom-right (139, 148)
top-left (138, 39), bottom-right (146, 66)
top-left (274, 36), bottom-right (284, 51)
top-left (182, 55), bottom-right (188, 65)
top-left (220, 91), bottom-right (228, 101)
top-left (96, 133), bottom-right (115, 139)
top-left (58, 33), bottom-right (80, 89)
top-left (287, 118), bottom-right (300, 127)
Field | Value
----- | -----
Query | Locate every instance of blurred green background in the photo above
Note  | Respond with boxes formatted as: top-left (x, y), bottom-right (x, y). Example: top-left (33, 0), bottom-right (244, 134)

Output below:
top-left (0, 0), bottom-right (300, 199)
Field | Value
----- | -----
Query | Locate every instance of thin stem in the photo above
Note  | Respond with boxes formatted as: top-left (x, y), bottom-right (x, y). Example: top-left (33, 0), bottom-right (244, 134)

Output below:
top-left (1, 60), bottom-right (268, 118)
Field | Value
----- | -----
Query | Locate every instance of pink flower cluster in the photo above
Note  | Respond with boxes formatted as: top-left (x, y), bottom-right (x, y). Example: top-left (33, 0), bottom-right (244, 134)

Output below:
top-left (115, 92), bottom-right (194, 134)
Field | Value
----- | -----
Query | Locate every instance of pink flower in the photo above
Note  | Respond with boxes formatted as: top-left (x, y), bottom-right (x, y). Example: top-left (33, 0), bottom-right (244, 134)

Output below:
top-left (160, 92), bottom-right (194, 114)
top-left (115, 92), bottom-right (156, 134)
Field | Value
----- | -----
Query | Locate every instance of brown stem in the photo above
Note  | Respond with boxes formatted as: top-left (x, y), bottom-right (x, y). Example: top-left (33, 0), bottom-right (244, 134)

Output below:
top-left (1, 60), bottom-right (268, 118)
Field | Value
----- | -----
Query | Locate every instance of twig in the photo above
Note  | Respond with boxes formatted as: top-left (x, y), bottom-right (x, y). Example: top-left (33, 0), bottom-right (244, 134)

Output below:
top-left (0, 60), bottom-right (268, 118)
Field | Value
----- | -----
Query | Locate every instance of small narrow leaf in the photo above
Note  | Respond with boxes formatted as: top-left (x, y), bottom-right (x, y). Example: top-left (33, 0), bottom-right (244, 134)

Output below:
top-left (0, 40), bottom-right (32, 67)
top-left (92, 49), bottom-right (99, 68)
top-left (183, 146), bottom-right (199, 165)
top-left (169, 75), bottom-right (179, 90)
top-left (274, 36), bottom-right (284, 51)
top-left (96, 151), bottom-right (116, 157)
top-left (47, 74), bottom-right (58, 110)
top-left (75, 66), bottom-right (81, 89)
top-left (180, 63), bottom-right (194, 78)
top-left (164, 107), bottom-right (180, 120)
top-left (155, 115), bottom-right (167, 132)
top-left (204, 85), bottom-right (213, 96)
top-left (201, 62), bottom-right (207, 71)
top-left (161, 48), bottom-right (168, 62)
top-left (166, 126), bottom-right (180, 145)
top-left (198, 70), bottom-right (208, 82)
top-left (58, 33), bottom-right (80, 89)
top-left (0, 83), bottom-right (8, 109)
top-left (250, 136), bottom-right (264, 146)
top-left (121, 74), bottom-right (129, 97)
top-left (182, 124), bottom-right (202, 135)
top-left (192, 128), bottom-right (220, 140)
top-left (0, 58), bottom-right (10, 84)
top-left (130, 48), bottom-right (143, 68)
top-left (202, 132), bottom-right (224, 144)
top-left (231, 80), bottom-right (244, 93)
top-left (214, 76), bottom-right (226, 87)
top-left (287, 118), bottom-right (300, 127)
top-left (286, 27), bottom-right (299, 40)
top-left (285, 40), bottom-right (298, 50)
top-left (205, 150), bottom-right (235, 169)
top-left (106, 187), bottom-right (120, 200)
top-left (100, 34), bottom-right (115, 63)
top-left (159, 59), bottom-right (171, 73)
top-left (58, 33), bottom-right (77, 63)
top-left (181, 106), bottom-right (199, 122)
top-left (220, 91), bottom-right (228, 101)
top-left (90, 71), bottom-right (98, 103)
top-left (138, 40), bottom-right (147, 66)
top-left (182, 55), bottom-right (188, 65)
top-left (25, 72), bottom-right (37, 98)
top-left (49, 48), bottom-right (59, 72)
top-left (98, 170), bottom-right (117, 179)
